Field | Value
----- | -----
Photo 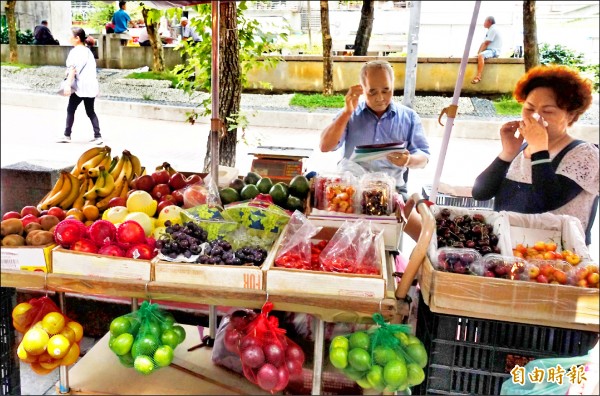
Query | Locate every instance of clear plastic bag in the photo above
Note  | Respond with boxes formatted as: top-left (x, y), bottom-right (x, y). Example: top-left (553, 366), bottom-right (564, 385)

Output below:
top-left (319, 220), bottom-right (382, 275)
top-left (359, 172), bottom-right (396, 216)
top-left (182, 179), bottom-right (222, 209)
top-left (108, 301), bottom-right (186, 375)
top-left (12, 296), bottom-right (84, 374)
top-left (274, 211), bottom-right (323, 270)
top-left (221, 195), bottom-right (291, 240)
top-left (238, 302), bottom-right (306, 392)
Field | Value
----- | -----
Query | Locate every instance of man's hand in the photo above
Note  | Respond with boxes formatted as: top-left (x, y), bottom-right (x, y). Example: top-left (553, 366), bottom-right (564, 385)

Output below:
top-left (344, 85), bottom-right (363, 115)
top-left (387, 151), bottom-right (410, 167)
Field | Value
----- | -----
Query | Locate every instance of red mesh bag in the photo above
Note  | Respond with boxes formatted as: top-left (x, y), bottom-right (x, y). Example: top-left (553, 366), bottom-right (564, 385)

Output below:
top-left (238, 302), bottom-right (306, 392)
top-left (12, 296), bottom-right (84, 375)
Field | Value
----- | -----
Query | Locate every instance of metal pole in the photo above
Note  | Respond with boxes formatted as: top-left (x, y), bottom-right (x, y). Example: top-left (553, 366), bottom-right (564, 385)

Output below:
top-left (306, 0), bottom-right (312, 51)
top-left (208, 0), bottom-right (220, 342)
top-left (131, 298), bottom-right (138, 312)
top-left (429, 1), bottom-right (481, 202)
top-left (57, 292), bottom-right (70, 394)
top-left (402, 0), bottom-right (421, 108)
top-left (311, 318), bottom-right (325, 395)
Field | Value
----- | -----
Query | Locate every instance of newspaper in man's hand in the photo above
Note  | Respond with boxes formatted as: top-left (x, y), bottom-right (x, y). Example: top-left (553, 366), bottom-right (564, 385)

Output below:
top-left (349, 141), bottom-right (408, 162)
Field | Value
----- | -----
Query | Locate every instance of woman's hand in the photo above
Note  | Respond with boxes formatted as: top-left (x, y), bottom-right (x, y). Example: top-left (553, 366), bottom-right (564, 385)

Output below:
top-left (63, 86), bottom-right (71, 97)
top-left (519, 113), bottom-right (549, 154)
top-left (344, 85), bottom-right (363, 115)
top-left (498, 120), bottom-right (524, 161)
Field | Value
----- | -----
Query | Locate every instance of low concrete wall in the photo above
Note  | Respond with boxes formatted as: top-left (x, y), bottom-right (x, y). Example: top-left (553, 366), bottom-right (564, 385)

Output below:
top-left (1, 43), bottom-right (524, 94)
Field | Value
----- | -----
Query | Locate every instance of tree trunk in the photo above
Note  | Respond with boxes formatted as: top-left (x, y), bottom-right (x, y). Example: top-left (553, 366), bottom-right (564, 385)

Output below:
top-left (6, 0), bottom-right (18, 63)
top-left (203, 1), bottom-right (241, 171)
top-left (320, 0), bottom-right (333, 95)
top-left (353, 0), bottom-right (374, 56)
top-left (142, 8), bottom-right (165, 72)
top-left (523, 0), bottom-right (539, 71)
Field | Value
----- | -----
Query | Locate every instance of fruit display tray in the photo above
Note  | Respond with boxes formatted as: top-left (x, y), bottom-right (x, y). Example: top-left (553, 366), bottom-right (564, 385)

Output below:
top-left (0, 243), bottom-right (55, 272)
top-left (52, 247), bottom-right (153, 281)
top-left (419, 256), bottom-right (599, 332)
top-left (263, 227), bottom-right (391, 299)
top-left (413, 295), bottom-right (599, 395)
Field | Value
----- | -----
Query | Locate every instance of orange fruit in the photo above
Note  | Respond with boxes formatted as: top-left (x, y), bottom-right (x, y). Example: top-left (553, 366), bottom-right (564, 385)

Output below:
top-left (59, 342), bottom-right (80, 366)
top-left (17, 342), bottom-right (38, 363)
top-left (38, 352), bottom-right (61, 370)
top-left (84, 220), bottom-right (94, 227)
top-left (13, 319), bottom-right (29, 334)
top-left (66, 208), bottom-right (85, 222)
top-left (12, 302), bottom-right (34, 328)
top-left (30, 362), bottom-right (54, 376)
top-left (42, 312), bottom-right (65, 335)
top-left (60, 326), bottom-right (76, 344)
top-left (23, 328), bottom-right (50, 356)
top-left (47, 334), bottom-right (71, 359)
top-left (67, 321), bottom-right (84, 342)
top-left (82, 205), bottom-right (99, 222)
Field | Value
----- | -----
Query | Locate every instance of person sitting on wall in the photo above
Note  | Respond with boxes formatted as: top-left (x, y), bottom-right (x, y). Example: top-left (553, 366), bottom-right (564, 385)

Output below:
top-left (112, 1), bottom-right (138, 45)
top-left (33, 20), bottom-right (59, 45)
top-left (138, 26), bottom-right (150, 47)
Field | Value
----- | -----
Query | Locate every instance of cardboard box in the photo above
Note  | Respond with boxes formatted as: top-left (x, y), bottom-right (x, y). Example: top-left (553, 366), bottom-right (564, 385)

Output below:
top-left (0, 244), bottom-right (55, 272)
top-left (264, 226), bottom-right (389, 299)
top-left (52, 247), bottom-right (152, 281)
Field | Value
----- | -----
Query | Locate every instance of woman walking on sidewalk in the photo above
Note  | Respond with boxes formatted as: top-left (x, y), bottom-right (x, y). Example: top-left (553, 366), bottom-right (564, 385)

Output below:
top-left (58, 27), bottom-right (103, 144)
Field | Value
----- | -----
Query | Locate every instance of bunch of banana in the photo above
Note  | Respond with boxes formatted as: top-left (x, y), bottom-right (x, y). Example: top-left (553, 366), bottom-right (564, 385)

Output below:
top-left (156, 162), bottom-right (178, 176)
top-left (95, 176), bottom-right (130, 211)
top-left (71, 146), bottom-right (111, 177)
top-left (123, 150), bottom-right (143, 178)
top-left (38, 171), bottom-right (81, 211)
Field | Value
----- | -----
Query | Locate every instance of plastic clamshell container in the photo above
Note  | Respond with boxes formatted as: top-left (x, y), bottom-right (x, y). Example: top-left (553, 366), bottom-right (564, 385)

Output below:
top-left (435, 247), bottom-right (481, 274)
top-left (470, 253), bottom-right (527, 280)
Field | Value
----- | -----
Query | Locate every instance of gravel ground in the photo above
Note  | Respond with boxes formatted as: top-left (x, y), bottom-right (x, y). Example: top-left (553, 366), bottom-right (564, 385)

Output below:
top-left (1, 65), bottom-right (598, 124)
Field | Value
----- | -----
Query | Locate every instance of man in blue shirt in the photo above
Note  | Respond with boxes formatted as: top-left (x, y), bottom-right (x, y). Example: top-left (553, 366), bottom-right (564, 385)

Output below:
top-left (112, 1), bottom-right (132, 34)
top-left (320, 60), bottom-right (430, 201)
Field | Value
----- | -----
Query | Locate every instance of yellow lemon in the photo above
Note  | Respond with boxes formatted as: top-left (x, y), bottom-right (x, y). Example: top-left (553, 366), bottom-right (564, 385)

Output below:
top-left (42, 312), bottom-right (65, 335)
top-left (60, 326), bottom-right (77, 344)
top-left (38, 352), bottom-right (61, 370)
top-left (67, 321), bottom-right (84, 342)
top-left (59, 342), bottom-right (80, 366)
top-left (23, 328), bottom-right (50, 356)
top-left (17, 342), bottom-right (38, 363)
top-left (12, 302), bottom-right (33, 328)
top-left (47, 334), bottom-right (71, 359)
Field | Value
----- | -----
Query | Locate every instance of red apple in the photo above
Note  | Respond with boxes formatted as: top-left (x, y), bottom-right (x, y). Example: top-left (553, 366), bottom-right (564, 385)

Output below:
top-left (47, 207), bottom-right (66, 221)
top-left (125, 243), bottom-right (156, 260)
top-left (21, 206), bottom-right (40, 218)
top-left (108, 197), bottom-right (127, 208)
top-left (21, 214), bottom-right (40, 228)
top-left (70, 239), bottom-right (98, 254)
top-left (135, 175), bottom-right (155, 192)
top-left (151, 183), bottom-right (171, 200)
top-left (98, 244), bottom-right (125, 257)
top-left (169, 173), bottom-right (187, 190)
top-left (586, 272), bottom-right (599, 285)
top-left (157, 199), bottom-right (175, 214)
top-left (171, 189), bottom-right (185, 205)
top-left (528, 266), bottom-right (540, 279)
top-left (2, 211), bottom-right (21, 220)
top-left (182, 184), bottom-right (209, 208)
top-left (151, 170), bottom-right (171, 185)
top-left (159, 194), bottom-right (178, 204)
top-left (185, 174), bottom-right (203, 186)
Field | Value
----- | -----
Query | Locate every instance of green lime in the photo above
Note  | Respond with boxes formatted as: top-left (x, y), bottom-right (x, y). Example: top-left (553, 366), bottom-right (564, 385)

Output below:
top-left (329, 347), bottom-right (348, 369)
top-left (330, 336), bottom-right (349, 351)
top-left (348, 348), bottom-right (371, 371)
top-left (407, 334), bottom-right (422, 346)
top-left (110, 317), bottom-right (132, 337)
top-left (160, 329), bottom-right (180, 349)
top-left (172, 325), bottom-right (186, 344)
top-left (128, 317), bottom-right (141, 336)
top-left (373, 345), bottom-right (397, 366)
top-left (134, 355), bottom-right (155, 375)
top-left (348, 331), bottom-right (370, 350)
top-left (355, 376), bottom-right (373, 390)
top-left (111, 333), bottom-right (134, 356)
top-left (393, 331), bottom-right (410, 347)
top-left (145, 320), bottom-right (162, 339)
top-left (131, 334), bottom-right (160, 359)
top-left (406, 343), bottom-right (428, 368)
top-left (343, 366), bottom-right (365, 381)
top-left (366, 364), bottom-right (386, 391)
top-left (407, 362), bottom-right (426, 386)
top-left (383, 359), bottom-right (407, 388)
top-left (153, 345), bottom-right (174, 367)
top-left (118, 352), bottom-right (135, 368)
top-left (159, 313), bottom-right (176, 332)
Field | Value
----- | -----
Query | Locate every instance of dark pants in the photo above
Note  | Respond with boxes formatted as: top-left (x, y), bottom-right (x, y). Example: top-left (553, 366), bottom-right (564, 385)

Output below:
top-left (139, 40), bottom-right (151, 47)
top-left (65, 94), bottom-right (101, 138)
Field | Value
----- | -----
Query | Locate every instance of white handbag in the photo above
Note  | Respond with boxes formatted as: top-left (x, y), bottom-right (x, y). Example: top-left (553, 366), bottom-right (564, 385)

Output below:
top-left (57, 61), bottom-right (87, 96)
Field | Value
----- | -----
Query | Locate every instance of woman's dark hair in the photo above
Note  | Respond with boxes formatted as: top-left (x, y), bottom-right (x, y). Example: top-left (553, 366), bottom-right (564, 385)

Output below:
top-left (513, 65), bottom-right (593, 126)
top-left (71, 27), bottom-right (94, 48)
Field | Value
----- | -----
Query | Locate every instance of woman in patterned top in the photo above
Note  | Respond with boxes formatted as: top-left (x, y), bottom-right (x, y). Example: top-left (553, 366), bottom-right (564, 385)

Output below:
top-left (472, 65), bottom-right (598, 244)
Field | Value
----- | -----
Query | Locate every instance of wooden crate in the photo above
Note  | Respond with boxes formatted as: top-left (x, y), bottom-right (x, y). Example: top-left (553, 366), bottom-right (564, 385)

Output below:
top-left (419, 257), bottom-right (599, 332)
top-left (264, 226), bottom-right (390, 299)
top-left (52, 247), bottom-right (153, 281)
top-left (0, 243), bottom-right (55, 272)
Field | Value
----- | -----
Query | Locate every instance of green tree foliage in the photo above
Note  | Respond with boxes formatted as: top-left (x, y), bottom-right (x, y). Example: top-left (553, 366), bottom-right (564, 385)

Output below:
top-left (86, 1), bottom-right (117, 31)
top-left (172, 1), bottom-right (288, 118)
top-left (0, 26), bottom-right (33, 45)
top-left (538, 43), bottom-right (585, 68)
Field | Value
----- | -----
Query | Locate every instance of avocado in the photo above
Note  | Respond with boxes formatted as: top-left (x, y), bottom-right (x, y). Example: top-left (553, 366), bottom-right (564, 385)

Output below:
top-left (285, 195), bottom-right (305, 213)
top-left (243, 172), bottom-right (262, 185)
top-left (289, 175), bottom-right (310, 199)
top-left (256, 177), bottom-right (273, 194)
top-left (229, 178), bottom-right (246, 193)
top-left (269, 183), bottom-right (289, 206)
top-left (219, 187), bottom-right (241, 205)
top-left (240, 184), bottom-right (260, 200)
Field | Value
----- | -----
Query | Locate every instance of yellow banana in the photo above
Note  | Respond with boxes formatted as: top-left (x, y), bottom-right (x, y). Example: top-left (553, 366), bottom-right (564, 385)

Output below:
top-left (108, 156), bottom-right (120, 174)
top-left (82, 147), bottom-right (111, 173)
top-left (39, 172), bottom-right (72, 210)
top-left (126, 151), bottom-right (142, 177)
top-left (82, 179), bottom-right (96, 206)
top-left (141, 167), bottom-right (146, 176)
top-left (87, 152), bottom-right (112, 178)
top-left (73, 146), bottom-right (105, 175)
top-left (95, 167), bottom-right (115, 198)
top-left (110, 156), bottom-right (126, 180)
top-left (38, 174), bottom-right (65, 209)
top-left (83, 171), bottom-right (103, 201)
top-left (58, 172), bottom-right (81, 210)
top-left (120, 176), bottom-right (130, 200)
top-left (71, 176), bottom-right (89, 211)
top-left (96, 176), bottom-right (126, 211)
top-left (118, 155), bottom-right (133, 182)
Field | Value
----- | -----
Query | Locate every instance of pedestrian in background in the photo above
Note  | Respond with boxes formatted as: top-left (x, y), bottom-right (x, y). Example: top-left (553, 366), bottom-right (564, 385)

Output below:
top-left (58, 28), bottom-right (102, 145)
top-left (471, 16), bottom-right (502, 84)
top-left (33, 20), bottom-right (59, 45)
top-left (180, 17), bottom-right (201, 43)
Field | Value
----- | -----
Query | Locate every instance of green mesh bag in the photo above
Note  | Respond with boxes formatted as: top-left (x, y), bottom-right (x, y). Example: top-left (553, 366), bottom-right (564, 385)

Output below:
top-left (180, 204), bottom-right (239, 241)
top-left (328, 313), bottom-right (428, 393)
top-left (108, 301), bottom-right (187, 375)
